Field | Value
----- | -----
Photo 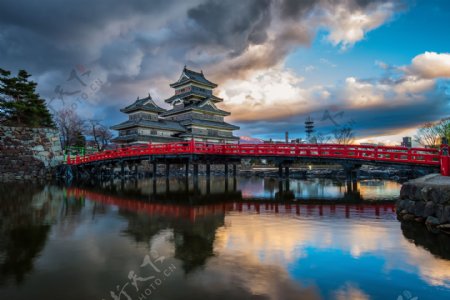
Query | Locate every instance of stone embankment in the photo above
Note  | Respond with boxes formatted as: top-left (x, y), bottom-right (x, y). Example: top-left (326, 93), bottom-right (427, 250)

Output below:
top-left (0, 126), bottom-right (64, 181)
top-left (397, 174), bottom-right (450, 234)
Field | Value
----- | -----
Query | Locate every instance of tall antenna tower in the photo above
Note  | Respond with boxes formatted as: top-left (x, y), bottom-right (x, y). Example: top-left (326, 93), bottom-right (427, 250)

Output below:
top-left (305, 116), bottom-right (314, 140)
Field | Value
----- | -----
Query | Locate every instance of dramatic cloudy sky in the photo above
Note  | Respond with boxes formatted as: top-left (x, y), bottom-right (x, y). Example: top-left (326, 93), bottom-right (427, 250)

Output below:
top-left (1, 0), bottom-right (450, 144)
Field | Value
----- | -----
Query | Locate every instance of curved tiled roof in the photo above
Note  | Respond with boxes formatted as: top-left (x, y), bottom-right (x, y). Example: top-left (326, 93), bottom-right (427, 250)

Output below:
top-left (179, 119), bottom-right (240, 130)
top-left (110, 119), bottom-right (186, 132)
top-left (121, 95), bottom-right (166, 114)
top-left (162, 98), bottom-right (230, 117)
top-left (170, 67), bottom-right (217, 88)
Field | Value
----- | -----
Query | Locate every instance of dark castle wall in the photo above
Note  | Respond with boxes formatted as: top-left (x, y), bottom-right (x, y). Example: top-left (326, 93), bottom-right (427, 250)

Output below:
top-left (0, 126), bottom-right (64, 181)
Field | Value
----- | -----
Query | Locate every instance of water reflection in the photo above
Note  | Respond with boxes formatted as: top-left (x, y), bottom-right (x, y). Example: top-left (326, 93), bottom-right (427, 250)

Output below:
top-left (0, 177), bottom-right (448, 300)
top-left (0, 183), bottom-right (51, 286)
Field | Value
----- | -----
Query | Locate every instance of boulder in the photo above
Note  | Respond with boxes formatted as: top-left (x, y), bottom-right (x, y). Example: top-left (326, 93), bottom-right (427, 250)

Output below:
top-left (426, 216), bottom-right (440, 226)
top-left (423, 201), bottom-right (435, 218)
top-left (421, 186), bottom-right (433, 202)
top-left (402, 214), bottom-right (415, 221)
top-left (400, 184), bottom-right (412, 200)
top-left (413, 201), bottom-right (426, 217)
top-left (406, 200), bottom-right (416, 214)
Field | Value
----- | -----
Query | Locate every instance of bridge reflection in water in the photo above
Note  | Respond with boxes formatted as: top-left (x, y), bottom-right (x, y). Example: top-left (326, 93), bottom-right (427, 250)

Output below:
top-left (67, 177), bottom-right (397, 222)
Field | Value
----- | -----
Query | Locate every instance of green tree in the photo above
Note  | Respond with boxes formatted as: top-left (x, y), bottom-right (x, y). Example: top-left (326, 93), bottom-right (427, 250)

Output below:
top-left (0, 68), bottom-right (55, 128)
top-left (73, 130), bottom-right (86, 148)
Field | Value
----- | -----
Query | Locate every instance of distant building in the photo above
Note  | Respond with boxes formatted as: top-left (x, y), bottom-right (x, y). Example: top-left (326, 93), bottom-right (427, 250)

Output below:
top-left (401, 136), bottom-right (412, 148)
top-left (111, 67), bottom-right (240, 144)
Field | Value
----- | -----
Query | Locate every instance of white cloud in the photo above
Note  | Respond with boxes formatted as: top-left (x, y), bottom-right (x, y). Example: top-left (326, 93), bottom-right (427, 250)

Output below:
top-left (319, 2), bottom-right (397, 49)
top-left (409, 52), bottom-right (450, 78)
top-left (305, 65), bottom-right (316, 72)
top-left (343, 75), bottom-right (435, 109)
top-left (217, 67), bottom-right (331, 121)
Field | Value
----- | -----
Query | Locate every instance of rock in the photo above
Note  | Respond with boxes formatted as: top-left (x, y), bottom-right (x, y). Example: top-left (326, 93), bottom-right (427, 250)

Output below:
top-left (437, 223), bottom-right (450, 234)
top-left (423, 201), bottom-right (435, 218)
top-left (414, 201), bottom-right (426, 217)
top-left (436, 204), bottom-right (445, 223)
top-left (31, 145), bottom-right (45, 152)
top-left (426, 216), bottom-right (440, 226)
top-left (403, 214), bottom-right (416, 221)
top-left (437, 224), bottom-right (450, 229)
top-left (414, 217), bottom-right (424, 223)
top-left (413, 185), bottom-right (424, 201)
top-left (0, 125), bottom-right (63, 182)
top-left (396, 200), bottom-right (406, 211)
top-left (443, 205), bottom-right (450, 223)
top-left (406, 200), bottom-right (416, 214)
top-left (437, 188), bottom-right (450, 204)
top-left (430, 188), bottom-right (443, 204)
top-left (421, 186), bottom-right (433, 202)
top-left (400, 184), bottom-right (412, 199)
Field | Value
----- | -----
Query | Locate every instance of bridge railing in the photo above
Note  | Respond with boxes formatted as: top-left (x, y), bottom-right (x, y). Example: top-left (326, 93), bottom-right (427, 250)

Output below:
top-left (66, 140), bottom-right (441, 167)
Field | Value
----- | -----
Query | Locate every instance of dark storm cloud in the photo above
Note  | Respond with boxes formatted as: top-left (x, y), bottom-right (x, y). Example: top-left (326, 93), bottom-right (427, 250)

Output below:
top-left (0, 0), bottom-right (400, 87)
top-left (187, 0), bottom-right (272, 56)
top-left (0, 0), bottom-right (415, 137)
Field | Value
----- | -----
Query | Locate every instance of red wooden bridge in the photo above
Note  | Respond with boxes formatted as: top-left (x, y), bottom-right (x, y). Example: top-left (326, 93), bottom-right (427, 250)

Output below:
top-left (66, 140), bottom-right (450, 175)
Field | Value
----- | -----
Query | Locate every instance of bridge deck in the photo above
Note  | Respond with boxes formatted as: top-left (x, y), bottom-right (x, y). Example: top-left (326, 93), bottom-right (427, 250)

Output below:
top-left (67, 140), bottom-right (441, 167)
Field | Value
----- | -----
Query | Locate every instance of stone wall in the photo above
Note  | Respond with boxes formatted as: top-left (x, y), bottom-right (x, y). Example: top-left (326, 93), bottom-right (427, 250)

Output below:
top-left (397, 174), bottom-right (450, 234)
top-left (0, 126), bottom-right (64, 181)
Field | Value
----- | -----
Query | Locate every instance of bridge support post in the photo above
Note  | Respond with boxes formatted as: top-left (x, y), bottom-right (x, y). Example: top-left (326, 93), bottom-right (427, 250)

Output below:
top-left (120, 161), bottom-right (125, 178)
top-left (343, 163), bottom-right (361, 181)
top-left (206, 163), bottom-right (211, 178)
top-left (233, 176), bottom-right (237, 191)
top-left (285, 166), bottom-right (290, 178)
top-left (165, 162), bottom-right (170, 178)
top-left (278, 164), bottom-right (283, 178)
top-left (134, 164), bottom-right (138, 177)
top-left (206, 176), bottom-right (211, 194)
top-left (233, 164), bottom-right (237, 177)
top-left (152, 162), bottom-right (157, 178)
top-left (185, 162), bottom-right (189, 178)
top-left (193, 164), bottom-right (199, 178)
top-left (225, 176), bottom-right (229, 192)
top-left (224, 164), bottom-right (229, 177)
top-left (352, 180), bottom-right (358, 192)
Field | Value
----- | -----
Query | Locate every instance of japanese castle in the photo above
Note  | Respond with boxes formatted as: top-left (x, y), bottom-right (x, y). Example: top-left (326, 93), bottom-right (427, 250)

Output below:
top-left (111, 67), bottom-right (240, 144)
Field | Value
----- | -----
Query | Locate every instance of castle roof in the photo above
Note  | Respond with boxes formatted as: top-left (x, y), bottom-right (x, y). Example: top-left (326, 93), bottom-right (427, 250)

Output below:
top-left (121, 94), bottom-right (166, 114)
top-left (179, 119), bottom-right (240, 130)
top-left (162, 98), bottom-right (230, 117)
top-left (110, 119), bottom-right (186, 132)
top-left (170, 67), bottom-right (217, 88)
top-left (164, 92), bottom-right (222, 104)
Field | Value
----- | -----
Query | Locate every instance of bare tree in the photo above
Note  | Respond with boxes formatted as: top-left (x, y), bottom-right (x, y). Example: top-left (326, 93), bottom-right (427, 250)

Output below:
top-left (87, 119), bottom-right (113, 151)
top-left (314, 132), bottom-right (332, 144)
top-left (54, 108), bottom-right (86, 149)
top-left (333, 126), bottom-right (355, 145)
top-left (414, 121), bottom-right (442, 148)
top-left (434, 117), bottom-right (450, 142)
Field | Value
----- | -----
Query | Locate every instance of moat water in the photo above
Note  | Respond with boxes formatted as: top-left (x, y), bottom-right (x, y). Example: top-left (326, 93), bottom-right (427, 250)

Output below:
top-left (0, 177), bottom-right (449, 300)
